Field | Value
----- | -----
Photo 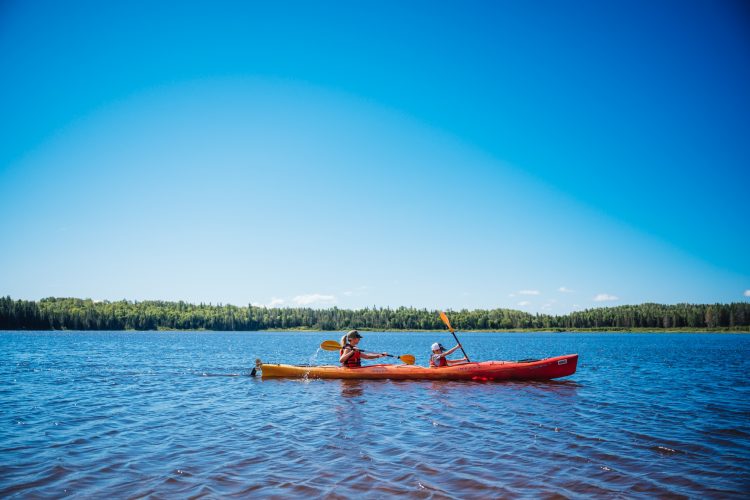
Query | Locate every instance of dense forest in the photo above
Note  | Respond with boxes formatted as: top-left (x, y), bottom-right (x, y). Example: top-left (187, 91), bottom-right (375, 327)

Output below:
top-left (1, 296), bottom-right (748, 331)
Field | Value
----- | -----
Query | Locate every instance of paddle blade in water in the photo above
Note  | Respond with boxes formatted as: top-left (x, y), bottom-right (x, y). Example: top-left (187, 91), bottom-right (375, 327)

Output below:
top-left (439, 311), bottom-right (454, 332)
top-left (320, 340), bottom-right (342, 351)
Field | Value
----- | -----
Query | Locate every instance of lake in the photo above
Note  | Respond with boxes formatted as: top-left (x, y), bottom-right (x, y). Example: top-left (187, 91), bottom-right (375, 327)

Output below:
top-left (1, 331), bottom-right (748, 498)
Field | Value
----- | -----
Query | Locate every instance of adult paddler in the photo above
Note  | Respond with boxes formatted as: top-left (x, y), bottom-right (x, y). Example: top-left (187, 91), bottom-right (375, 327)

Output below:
top-left (339, 330), bottom-right (388, 367)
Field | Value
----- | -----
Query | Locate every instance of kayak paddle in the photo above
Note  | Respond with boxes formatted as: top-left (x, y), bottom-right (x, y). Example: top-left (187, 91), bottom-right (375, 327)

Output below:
top-left (320, 340), bottom-right (416, 365)
top-left (439, 311), bottom-right (471, 362)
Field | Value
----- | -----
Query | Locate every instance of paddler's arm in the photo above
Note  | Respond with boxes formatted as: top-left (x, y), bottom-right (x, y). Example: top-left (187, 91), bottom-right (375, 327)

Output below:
top-left (339, 347), bottom-right (356, 364)
top-left (437, 344), bottom-right (462, 358)
top-left (360, 351), bottom-right (387, 359)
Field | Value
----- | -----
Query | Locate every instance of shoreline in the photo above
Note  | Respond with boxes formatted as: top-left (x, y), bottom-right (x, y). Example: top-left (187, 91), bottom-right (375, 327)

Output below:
top-left (2, 327), bottom-right (748, 333)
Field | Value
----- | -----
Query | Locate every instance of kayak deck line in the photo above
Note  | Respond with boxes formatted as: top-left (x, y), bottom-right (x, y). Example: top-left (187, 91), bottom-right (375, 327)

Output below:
top-left (256, 354), bottom-right (578, 381)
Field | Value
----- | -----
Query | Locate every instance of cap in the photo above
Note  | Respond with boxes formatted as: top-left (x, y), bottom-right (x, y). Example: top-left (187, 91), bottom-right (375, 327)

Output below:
top-left (431, 342), bottom-right (444, 351)
top-left (347, 329), bottom-right (363, 339)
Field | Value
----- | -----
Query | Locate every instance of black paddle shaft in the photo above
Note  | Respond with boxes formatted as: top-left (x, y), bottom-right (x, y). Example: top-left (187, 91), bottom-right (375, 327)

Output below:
top-left (450, 331), bottom-right (471, 362)
top-left (353, 348), bottom-right (393, 358)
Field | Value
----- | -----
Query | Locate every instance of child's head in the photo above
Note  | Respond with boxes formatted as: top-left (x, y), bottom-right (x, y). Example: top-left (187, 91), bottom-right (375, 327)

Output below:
top-left (346, 329), bottom-right (362, 344)
top-left (431, 342), bottom-right (444, 353)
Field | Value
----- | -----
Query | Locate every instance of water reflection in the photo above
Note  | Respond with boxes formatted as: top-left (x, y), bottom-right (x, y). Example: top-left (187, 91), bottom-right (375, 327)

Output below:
top-left (419, 378), bottom-right (581, 394)
top-left (521, 379), bottom-right (582, 397)
top-left (339, 379), bottom-right (365, 399)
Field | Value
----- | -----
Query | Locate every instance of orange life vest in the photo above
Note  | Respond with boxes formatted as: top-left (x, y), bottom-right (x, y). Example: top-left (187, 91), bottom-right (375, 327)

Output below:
top-left (340, 344), bottom-right (361, 367)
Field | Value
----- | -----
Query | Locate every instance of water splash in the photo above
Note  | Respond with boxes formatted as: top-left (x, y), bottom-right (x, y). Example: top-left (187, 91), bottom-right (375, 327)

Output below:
top-left (308, 347), bottom-right (323, 365)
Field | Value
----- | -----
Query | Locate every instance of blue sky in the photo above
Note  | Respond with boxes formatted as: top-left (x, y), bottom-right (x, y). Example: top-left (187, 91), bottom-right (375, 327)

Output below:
top-left (1, 0), bottom-right (748, 314)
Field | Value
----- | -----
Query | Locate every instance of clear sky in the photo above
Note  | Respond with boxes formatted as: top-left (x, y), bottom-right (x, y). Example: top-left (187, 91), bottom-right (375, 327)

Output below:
top-left (1, 0), bottom-right (748, 314)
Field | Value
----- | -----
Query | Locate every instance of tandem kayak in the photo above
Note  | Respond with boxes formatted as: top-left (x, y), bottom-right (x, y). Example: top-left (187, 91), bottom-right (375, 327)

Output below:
top-left (258, 354), bottom-right (578, 381)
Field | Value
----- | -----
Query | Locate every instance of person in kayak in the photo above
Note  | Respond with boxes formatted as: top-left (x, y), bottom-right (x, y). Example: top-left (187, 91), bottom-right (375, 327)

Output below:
top-left (429, 342), bottom-right (468, 368)
top-left (339, 330), bottom-right (388, 367)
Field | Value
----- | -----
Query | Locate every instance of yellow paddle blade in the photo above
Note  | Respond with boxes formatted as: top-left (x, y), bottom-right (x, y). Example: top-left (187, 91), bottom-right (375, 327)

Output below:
top-left (320, 340), bottom-right (342, 351)
top-left (399, 354), bottom-right (416, 365)
top-left (439, 311), bottom-right (454, 332)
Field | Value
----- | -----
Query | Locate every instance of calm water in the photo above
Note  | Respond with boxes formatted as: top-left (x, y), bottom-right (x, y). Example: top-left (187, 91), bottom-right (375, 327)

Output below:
top-left (1, 331), bottom-right (749, 498)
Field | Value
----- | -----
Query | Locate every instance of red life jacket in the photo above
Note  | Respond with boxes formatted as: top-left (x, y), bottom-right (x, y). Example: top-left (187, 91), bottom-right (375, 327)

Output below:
top-left (340, 344), bottom-right (361, 367)
top-left (430, 353), bottom-right (448, 368)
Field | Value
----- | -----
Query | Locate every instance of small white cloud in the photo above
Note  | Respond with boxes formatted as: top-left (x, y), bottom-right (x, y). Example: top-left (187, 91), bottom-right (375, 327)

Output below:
top-left (518, 290), bottom-right (540, 296)
top-left (558, 286), bottom-right (574, 293)
top-left (744, 289), bottom-right (750, 297)
top-left (517, 301), bottom-right (531, 307)
top-left (593, 293), bottom-right (619, 302)
top-left (292, 294), bottom-right (336, 306)
top-left (251, 298), bottom-right (286, 308)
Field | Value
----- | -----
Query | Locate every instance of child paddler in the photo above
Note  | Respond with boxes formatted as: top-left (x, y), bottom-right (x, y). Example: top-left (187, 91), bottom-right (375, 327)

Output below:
top-left (429, 342), bottom-right (468, 368)
top-left (339, 330), bottom-right (388, 367)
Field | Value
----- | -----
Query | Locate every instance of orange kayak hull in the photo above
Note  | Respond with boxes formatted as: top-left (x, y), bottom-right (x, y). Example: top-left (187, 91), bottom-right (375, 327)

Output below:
top-left (260, 354), bottom-right (578, 381)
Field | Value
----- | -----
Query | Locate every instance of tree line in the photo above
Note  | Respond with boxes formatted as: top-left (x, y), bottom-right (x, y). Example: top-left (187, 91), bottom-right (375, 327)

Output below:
top-left (1, 296), bottom-right (748, 331)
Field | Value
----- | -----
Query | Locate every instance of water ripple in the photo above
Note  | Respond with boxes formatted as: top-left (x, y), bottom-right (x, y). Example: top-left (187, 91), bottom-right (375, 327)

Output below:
top-left (1, 331), bottom-right (749, 497)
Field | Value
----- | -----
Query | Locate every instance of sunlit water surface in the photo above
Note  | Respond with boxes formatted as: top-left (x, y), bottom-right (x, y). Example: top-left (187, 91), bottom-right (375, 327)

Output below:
top-left (1, 331), bottom-right (748, 498)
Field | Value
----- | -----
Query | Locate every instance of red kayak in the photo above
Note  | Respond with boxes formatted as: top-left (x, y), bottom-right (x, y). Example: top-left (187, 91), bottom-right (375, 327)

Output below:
top-left (259, 354), bottom-right (578, 381)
